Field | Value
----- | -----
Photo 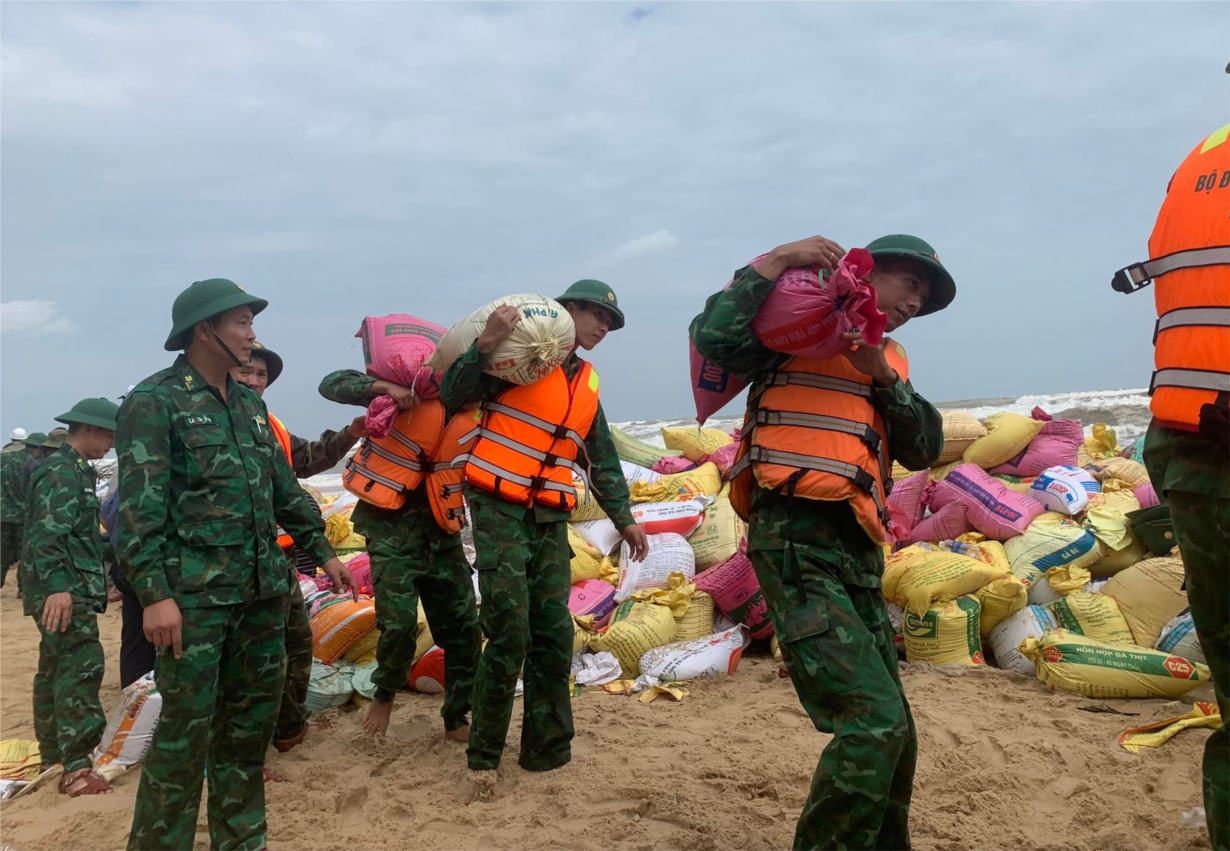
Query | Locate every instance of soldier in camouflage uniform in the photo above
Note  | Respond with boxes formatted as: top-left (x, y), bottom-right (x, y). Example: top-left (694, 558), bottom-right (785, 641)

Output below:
top-left (117, 279), bottom-right (354, 851)
top-left (21, 398), bottom-right (121, 796)
top-left (1, 431), bottom-right (48, 588)
top-left (439, 281), bottom-right (647, 785)
top-left (691, 235), bottom-right (953, 851)
top-left (317, 367), bottom-right (482, 741)
top-left (231, 341), bottom-right (367, 752)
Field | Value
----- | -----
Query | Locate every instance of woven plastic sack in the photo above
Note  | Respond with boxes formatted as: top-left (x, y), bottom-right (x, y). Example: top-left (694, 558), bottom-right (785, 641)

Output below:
top-left (590, 600), bottom-right (678, 678)
top-left (937, 411), bottom-right (988, 465)
top-left (628, 500), bottom-right (707, 538)
top-left (1021, 629), bottom-right (1210, 699)
top-left (928, 464), bottom-right (1046, 540)
top-left (311, 598), bottom-right (377, 664)
top-left (356, 314), bottom-right (446, 387)
top-left (674, 590), bottom-right (717, 641)
top-left (1103, 556), bottom-right (1189, 648)
top-left (687, 494), bottom-right (744, 570)
top-left (1156, 612), bottom-right (1206, 666)
top-left (1029, 466), bottom-right (1102, 515)
top-left (1046, 592), bottom-right (1134, 646)
top-left (963, 413), bottom-right (1045, 469)
top-left (694, 551), bottom-right (774, 639)
top-left (662, 426), bottom-right (734, 463)
top-left (629, 463), bottom-right (722, 504)
top-left (409, 647), bottom-right (446, 694)
top-left (903, 596), bottom-right (985, 666)
top-left (653, 456), bottom-right (697, 475)
top-left (615, 533), bottom-right (696, 602)
top-left (306, 660), bottom-right (357, 713)
top-left (975, 575), bottom-right (1028, 638)
top-left (428, 294), bottom-right (576, 386)
top-left (988, 605), bottom-right (1056, 676)
top-left (611, 425), bottom-right (684, 469)
top-left (93, 673), bottom-right (162, 769)
top-left (883, 544), bottom-right (1008, 616)
top-left (991, 407), bottom-right (1083, 477)
top-left (886, 470), bottom-right (930, 542)
top-left (569, 579), bottom-right (618, 628)
top-left (639, 626), bottom-right (747, 682)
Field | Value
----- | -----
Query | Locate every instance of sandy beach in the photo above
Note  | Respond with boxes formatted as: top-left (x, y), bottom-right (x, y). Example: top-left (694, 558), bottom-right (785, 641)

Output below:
top-left (0, 584), bottom-right (1214, 851)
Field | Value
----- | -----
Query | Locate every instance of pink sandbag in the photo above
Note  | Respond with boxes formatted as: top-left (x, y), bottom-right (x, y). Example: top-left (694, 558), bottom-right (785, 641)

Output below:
top-left (886, 470), bottom-right (930, 542)
top-left (653, 456), bottom-right (698, 475)
top-left (357, 314), bottom-right (447, 387)
top-left (345, 553), bottom-right (374, 597)
top-left (751, 248), bottom-right (886, 360)
top-left (701, 432), bottom-right (741, 479)
top-left (991, 407), bottom-right (1083, 478)
top-left (364, 365), bottom-right (445, 438)
top-left (1134, 481), bottom-right (1160, 509)
top-left (569, 579), bottom-right (618, 628)
top-left (907, 501), bottom-right (974, 545)
top-left (928, 464), bottom-right (1046, 541)
top-left (694, 552), bottom-right (773, 640)
top-left (690, 345), bottom-right (749, 425)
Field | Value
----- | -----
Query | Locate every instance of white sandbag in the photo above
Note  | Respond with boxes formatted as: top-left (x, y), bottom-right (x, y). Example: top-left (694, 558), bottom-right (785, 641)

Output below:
top-left (615, 533), bottom-right (696, 602)
top-left (572, 518), bottom-right (623, 555)
top-left (620, 461), bottom-right (661, 487)
top-left (639, 626), bottom-right (747, 682)
top-left (1156, 611), bottom-right (1206, 666)
top-left (93, 672), bottom-right (162, 769)
top-left (1029, 466), bottom-right (1102, 516)
top-left (305, 660), bottom-right (356, 713)
top-left (427, 294), bottom-right (575, 385)
top-left (988, 605), bottom-right (1056, 676)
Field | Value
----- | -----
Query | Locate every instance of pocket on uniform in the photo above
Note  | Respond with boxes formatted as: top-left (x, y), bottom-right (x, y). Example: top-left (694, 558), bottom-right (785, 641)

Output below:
top-left (776, 601), bottom-right (861, 697)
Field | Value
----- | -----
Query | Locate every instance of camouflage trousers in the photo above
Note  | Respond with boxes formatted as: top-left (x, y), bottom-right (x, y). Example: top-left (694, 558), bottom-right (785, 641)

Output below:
top-left (367, 527), bottom-right (481, 732)
top-left (1168, 490), bottom-right (1229, 851)
top-left (467, 494), bottom-right (574, 772)
top-left (750, 545), bottom-right (916, 851)
top-left (32, 612), bottom-right (106, 773)
top-left (128, 596), bottom-right (287, 851)
top-left (1, 521), bottom-right (21, 588)
top-left (273, 572), bottom-right (313, 742)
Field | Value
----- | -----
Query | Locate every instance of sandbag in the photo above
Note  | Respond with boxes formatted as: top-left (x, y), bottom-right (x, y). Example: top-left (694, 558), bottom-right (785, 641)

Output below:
top-left (428, 294), bottom-right (576, 385)
top-left (356, 314), bottom-right (447, 387)
top-left (903, 596), bottom-right (985, 666)
top-left (1156, 611), bottom-right (1206, 666)
top-left (1134, 482), bottom-right (1160, 510)
top-left (628, 500), bottom-right (706, 538)
top-left (570, 483), bottom-right (609, 523)
top-left (702, 441), bottom-right (740, 480)
top-left (937, 411), bottom-right (988, 465)
top-left (662, 426), bottom-right (734, 463)
top-left (943, 536), bottom-right (1011, 573)
top-left (1005, 513), bottom-right (1105, 591)
top-left (1096, 457), bottom-right (1151, 489)
top-left (629, 462), bottom-right (723, 504)
top-left (572, 517), bottom-right (623, 556)
top-left (615, 533), bottom-right (696, 602)
top-left (687, 494), bottom-right (744, 570)
top-left (886, 470), bottom-right (930, 541)
top-left (690, 339), bottom-right (749, 425)
top-left (639, 626), bottom-right (747, 682)
top-left (342, 627), bottom-right (380, 666)
top-left (1081, 423), bottom-right (1120, 464)
top-left (652, 456), bottom-right (697, 475)
top-left (929, 465), bottom-right (1045, 541)
top-left (1046, 592), bottom-right (1134, 646)
top-left (674, 590), bottom-right (717, 641)
top-left (988, 605), bottom-right (1056, 676)
top-left (694, 551), bottom-right (773, 640)
top-left (0, 740), bottom-right (42, 781)
top-left (344, 553), bottom-right (374, 598)
top-left (569, 579), bottom-right (618, 628)
top-left (612, 425), bottom-right (684, 469)
top-left (621, 460), bottom-right (661, 487)
top-left (306, 660), bottom-right (357, 713)
top-left (311, 599), bottom-right (377, 664)
top-left (886, 601), bottom-right (907, 651)
top-left (409, 647), bottom-right (445, 694)
top-left (1103, 556), bottom-right (1189, 648)
top-left (1021, 629), bottom-right (1211, 699)
top-left (351, 664), bottom-right (378, 700)
top-left (991, 408), bottom-right (1083, 477)
top-left (963, 413), bottom-right (1045, 469)
top-left (568, 525), bottom-right (606, 583)
top-left (975, 575), bottom-right (1028, 638)
top-left (884, 544), bottom-right (1008, 616)
top-left (93, 672), bottom-right (162, 769)
top-left (590, 600), bottom-right (678, 678)
top-left (1029, 466), bottom-right (1102, 515)
top-left (907, 501), bottom-right (974, 545)
top-left (1027, 565), bottom-right (1092, 607)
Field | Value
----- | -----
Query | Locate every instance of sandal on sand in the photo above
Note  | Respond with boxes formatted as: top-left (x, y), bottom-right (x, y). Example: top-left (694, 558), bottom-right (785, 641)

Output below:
top-left (59, 769), bottom-right (112, 797)
top-left (273, 722), bottom-right (309, 754)
top-left (262, 767), bottom-right (289, 783)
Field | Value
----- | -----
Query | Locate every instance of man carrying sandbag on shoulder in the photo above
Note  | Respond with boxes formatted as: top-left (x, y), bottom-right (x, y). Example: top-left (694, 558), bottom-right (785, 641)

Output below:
top-left (691, 235), bottom-right (954, 851)
top-left (440, 281), bottom-right (649, 788)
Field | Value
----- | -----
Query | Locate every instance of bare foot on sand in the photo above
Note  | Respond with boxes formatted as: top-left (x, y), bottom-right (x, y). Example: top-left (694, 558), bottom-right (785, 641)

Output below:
top-left (362, 699), bottom-right (394, 737)
top-left (467, 769), bottom-right (498, 790)
top-left (445, 724), bottom-right (470, 744)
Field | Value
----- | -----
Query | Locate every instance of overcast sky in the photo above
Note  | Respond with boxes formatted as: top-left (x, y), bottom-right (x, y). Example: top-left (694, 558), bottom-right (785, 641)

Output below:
top-left (2, 1), bottom-right (1227, 438)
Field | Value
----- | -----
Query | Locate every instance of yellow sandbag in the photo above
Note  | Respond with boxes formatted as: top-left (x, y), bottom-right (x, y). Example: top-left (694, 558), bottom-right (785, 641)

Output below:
top-left (1098, 457), bottom-right (1149, 488)
top-left (1084, 504), bottom-right (1135, 554)
top-left (0, 739), bottom-right (42, 780)
top-left (612, 426), bottom-right (684, 468)
top-left (342, 627), bottom-right (381, 666)
top-left (887, 545), bottom-right (1008, 616)
top-left (573, 614), bottom-right (595, 655)
top-left (891, 461), bottom-right (913, 482)
top-left (1021, 629), bottom-right (1210, 699)
top-left (904, 596), bottom-right (985, 666)
top-left (1080, 424), bottom-right (1120, 464)
top-left (688, 495), bottom-right (745, 570)
top-left (1005, 513), bottom-right (1106, 588)
top-left (569, 525), bottom-right (605, 583)
top-left (324, 513), bottom-right (366, 552)
top-left (1046, 592), bottom-right (1135, 645)
top-left (598, 557), bottom-right (620, 586)
top-left (629, 462), bottom-right (722, 504)
top-left (1089, 488), bottom-right (1142, 515)
top-left (570, 483), bottom-right (609, 523)
top-left (1089, 536), bottom-right (1149, 579)
top-left (1045, 565), bottom-right (1092, 597)
top-left (662, 426), bottom-right (734, 463)
top-left (976, 576), bottom-right (1028, 638)
top-left (629, 572), bottom-right (696, 618)
top-left (937, 411), bottom-right (987, 464)
top-left (771, 635), bottom-right (783, 663)
top-left (1119, 702), bottom-right (1222, 753)
top-left (947, 535), bottom-right (1010, 573)
top-left (1103, 556), bottom-right (1189, 648)
top-left (962, 413), bottom-right (1044, 469)
top-left (590, 600), bottom-right (677, 678)
top-left (675, 591), bottom-right (717, 641)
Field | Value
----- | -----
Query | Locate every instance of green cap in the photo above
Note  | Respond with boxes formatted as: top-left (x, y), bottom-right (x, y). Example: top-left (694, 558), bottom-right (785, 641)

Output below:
top-left (164, 278), bottom-right (268, 352)
top-left (554, 279), bottom-right (625, 331)
top-left (54, 398), bottom-right (121, 431)
top-left (22, 432), bottom-right (49, 448)
top-left (248, 341), bottom-right (284, 386)
top-left (865, 234), bottom-right (956, 317)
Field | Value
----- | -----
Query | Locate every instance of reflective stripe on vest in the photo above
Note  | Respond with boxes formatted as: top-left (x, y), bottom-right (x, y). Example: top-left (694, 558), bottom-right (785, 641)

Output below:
top-left (269, 413), bottom-right (295, 550)
top-left (1114, 246), bottom-right (1230, 293)
top-left (343, 401), bottom-right (447, 511)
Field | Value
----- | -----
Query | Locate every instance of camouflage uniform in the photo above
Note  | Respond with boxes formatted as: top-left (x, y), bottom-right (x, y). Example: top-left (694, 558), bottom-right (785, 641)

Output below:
top-left (691, 265), bottom-right (944, 851)
top-left (21, 445), bottom-right (108, 774)
top-left (1144, 424), bottom-right (1228, 851)
top-left (117, 355), bottom-right (334, 851)
top-left (438, 344), bottom-right (634, 772)
top-left (318, 370), bottom-right (481, 730)
top-left (1, 445), bottom-right (33, 585)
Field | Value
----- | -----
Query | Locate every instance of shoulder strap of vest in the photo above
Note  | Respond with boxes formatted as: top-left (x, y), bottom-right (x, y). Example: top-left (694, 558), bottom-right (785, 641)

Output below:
top-left (1112, 246), bottom-right (1230, 294)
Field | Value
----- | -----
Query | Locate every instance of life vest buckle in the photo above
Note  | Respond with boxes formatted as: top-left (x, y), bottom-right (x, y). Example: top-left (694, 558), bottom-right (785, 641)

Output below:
top-left (1112, 263), bottom-right (1151, 294)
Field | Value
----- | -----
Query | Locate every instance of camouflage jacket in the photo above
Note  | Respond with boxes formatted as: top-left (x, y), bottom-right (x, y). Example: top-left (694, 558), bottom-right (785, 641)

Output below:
top-left (690, 264), bottom-right (944, 588)
top-left (116, 355), bottom-right (335, 609)
top-left (438, 342), bottom-right (636, 530)
top-left (20, 445), bottom-right (106, 617)
top-left (0, 447), bottom-right (32, 524)
top-left (317, 368), bottom-right (461, 551)
top-left (1143, 424), bottom-right (1229, 500)
top-left (287, 426), bottom-right (359, 479)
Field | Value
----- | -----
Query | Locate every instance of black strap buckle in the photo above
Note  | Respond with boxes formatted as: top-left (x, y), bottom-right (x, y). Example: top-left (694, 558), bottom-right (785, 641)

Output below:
top-left (552, 425), bottom-right (570, 439)
top-left (530, 475), bottom-right (548, 491)
top-left (1112, 264), bottom-right (1151, 295)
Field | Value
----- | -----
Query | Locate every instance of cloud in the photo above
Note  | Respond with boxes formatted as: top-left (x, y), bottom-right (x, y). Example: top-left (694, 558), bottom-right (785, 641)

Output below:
top-left (0, 300), bottom-right (79, 334)
top-left (607, 229), bottom-right (680, 264)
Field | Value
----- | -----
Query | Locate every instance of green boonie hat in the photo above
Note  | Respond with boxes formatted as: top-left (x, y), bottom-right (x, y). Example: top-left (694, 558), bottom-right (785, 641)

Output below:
top-left (164, 278), bottom-right (268, 352)
top-left (865, 234), bottom-right (956, 317)
top-left (54, 398), bottom-right (121, 431)
top-left (248, 341), bottom-right (284, 386)
top-left (43, 428), bottom-right (68, 448)
top-left (554, 279), bottom-right (625, 331)
top-left (22, 432), bottom-right (49, 448)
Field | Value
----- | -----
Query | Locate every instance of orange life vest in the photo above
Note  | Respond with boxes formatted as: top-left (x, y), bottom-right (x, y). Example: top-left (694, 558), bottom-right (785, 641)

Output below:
top-left (463, 360), bottom-right (600, 511)
top-left (729, 340), bottom-right (910, 545)
top-left (1113, 124), bottom-right (1230, 432)
top-left (425, 408), bottom-right (481, 534)
top-left (268, 413), bottom-right (296, 550)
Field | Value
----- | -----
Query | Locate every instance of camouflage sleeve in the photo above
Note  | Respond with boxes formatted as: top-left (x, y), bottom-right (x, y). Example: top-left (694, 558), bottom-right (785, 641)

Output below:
top-left (439, 341), bottom-right (508, 410)
top-left (116, 391), bottom-right (176, 606)
top-left (271, 437), bottom-right (336, 567)
top-left (20, 462), bottom-right (79, 597)
top-left (689, 265), bottom-right (788, 381)
top-left (288, 428), bottom-right (358, 479)
top-left (874, 380), bottom-right (944, 471)
top-left (318, 369), bottom-right (379, 406)
top-left (584, 404), bottom-right (635, 531)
